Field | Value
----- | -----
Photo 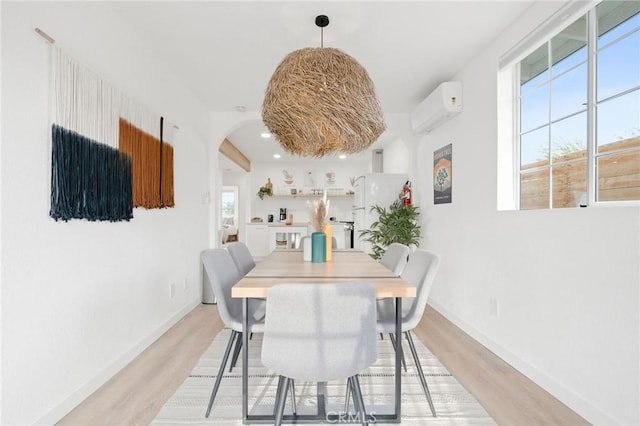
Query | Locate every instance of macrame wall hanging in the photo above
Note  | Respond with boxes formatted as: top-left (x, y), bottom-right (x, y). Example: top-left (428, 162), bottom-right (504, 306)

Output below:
top-left (50, 45), bottom-right (175, 222)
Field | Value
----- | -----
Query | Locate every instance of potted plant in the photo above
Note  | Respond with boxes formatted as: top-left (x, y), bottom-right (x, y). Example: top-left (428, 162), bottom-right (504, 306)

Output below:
top-left (256, 186), bottom-right (272, 200)
top-left (360, 196), bottom-right (421, 259)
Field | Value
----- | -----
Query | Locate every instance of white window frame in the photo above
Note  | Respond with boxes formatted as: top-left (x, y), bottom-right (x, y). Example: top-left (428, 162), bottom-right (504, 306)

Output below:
top-left (498, 0), bottom-right (640, 210)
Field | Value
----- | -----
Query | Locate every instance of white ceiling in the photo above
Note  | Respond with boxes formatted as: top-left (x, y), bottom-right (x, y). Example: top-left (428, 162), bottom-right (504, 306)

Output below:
top-left (110, 1), bottom-right (537, 165)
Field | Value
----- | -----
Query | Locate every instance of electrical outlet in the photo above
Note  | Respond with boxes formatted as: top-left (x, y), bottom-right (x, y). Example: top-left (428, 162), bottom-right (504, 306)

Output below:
top-left (169, 283), bottom-right (175, 299)
top-left (183, 278), bottom-right (188, 291)
top-left (490, 298), bottom-right (499, 317)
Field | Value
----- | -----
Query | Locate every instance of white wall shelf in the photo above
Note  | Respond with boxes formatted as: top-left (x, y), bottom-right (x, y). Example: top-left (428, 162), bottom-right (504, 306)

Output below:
top-left (264, 194), bottom-right (354, 199)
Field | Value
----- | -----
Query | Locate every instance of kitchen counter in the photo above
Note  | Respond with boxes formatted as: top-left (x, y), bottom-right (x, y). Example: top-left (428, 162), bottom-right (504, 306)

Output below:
top-left (245, 222), bottom-right (349, 255)
top-left (248, 222), bottom-right (349, 228)
top-left (247, 222), bottom-right (310, 228)
top-left (264, 222), bottom-right (311, 227)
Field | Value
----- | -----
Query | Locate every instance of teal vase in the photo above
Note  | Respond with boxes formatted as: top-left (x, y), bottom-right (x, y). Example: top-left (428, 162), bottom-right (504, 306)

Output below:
top-left (311, 232), bottom-right (326, 263)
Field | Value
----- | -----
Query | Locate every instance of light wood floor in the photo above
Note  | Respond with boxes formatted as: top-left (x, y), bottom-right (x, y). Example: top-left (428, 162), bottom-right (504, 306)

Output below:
top-left (59, 304), bottom-right (588, 425)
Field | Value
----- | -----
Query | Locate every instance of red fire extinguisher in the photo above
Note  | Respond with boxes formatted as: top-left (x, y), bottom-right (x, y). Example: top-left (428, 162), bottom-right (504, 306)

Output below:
top-left (402, 181), bottom-right (412, 206)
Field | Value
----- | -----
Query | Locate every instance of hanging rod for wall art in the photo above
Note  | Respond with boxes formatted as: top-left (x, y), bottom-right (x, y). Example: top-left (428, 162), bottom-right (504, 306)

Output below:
top-left (35, 28), bottom-right (55, 44)
top-left (36, 27), bottom-right (180, 131)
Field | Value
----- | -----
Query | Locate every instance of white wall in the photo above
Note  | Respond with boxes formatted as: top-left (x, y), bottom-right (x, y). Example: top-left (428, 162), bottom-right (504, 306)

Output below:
top-left (380, 114), bottom-right (418, 181)
top-left (384, 2), bottom-right (639, 424)
top-left (1, 3), bottom-right (211, 424)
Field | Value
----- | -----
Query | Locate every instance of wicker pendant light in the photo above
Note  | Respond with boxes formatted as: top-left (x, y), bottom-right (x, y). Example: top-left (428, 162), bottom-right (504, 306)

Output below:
top-left (262, 15), bottom-right (386, 157)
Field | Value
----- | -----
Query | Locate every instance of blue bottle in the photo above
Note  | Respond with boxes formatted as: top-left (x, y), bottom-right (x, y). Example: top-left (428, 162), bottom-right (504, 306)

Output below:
top-left (311, 232), bottom-right (326, 263)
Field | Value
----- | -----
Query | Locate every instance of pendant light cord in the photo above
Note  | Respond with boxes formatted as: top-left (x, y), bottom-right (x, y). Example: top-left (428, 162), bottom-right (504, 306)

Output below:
top-left (316, 15), bottom-right (329, 48)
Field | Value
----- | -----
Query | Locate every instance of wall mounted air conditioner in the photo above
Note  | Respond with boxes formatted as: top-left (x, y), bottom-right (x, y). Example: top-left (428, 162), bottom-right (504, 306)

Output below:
top-left (410, 81), bottom-right (463, 134)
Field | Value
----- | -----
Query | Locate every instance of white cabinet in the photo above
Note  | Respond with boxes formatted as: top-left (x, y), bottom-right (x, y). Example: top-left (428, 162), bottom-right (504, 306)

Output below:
top-left (247, 224), bottom-right (316, 257)
top-left (245, 224), bottom-right (269, 260)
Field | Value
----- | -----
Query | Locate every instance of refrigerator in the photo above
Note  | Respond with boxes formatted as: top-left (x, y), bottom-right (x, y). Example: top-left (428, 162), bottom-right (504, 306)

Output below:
top-left (352, 173), bottom-right (408, 253)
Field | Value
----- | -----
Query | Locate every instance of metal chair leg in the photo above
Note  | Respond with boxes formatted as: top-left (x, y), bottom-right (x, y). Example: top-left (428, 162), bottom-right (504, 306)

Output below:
top-left (350, 375), bottom-right (369, 426)
top-left (289, 379), bottom-right (297, 414)
top-left (229, 333), bottom-right (243, 372)
top-left (344, 377), bottom-right (352, 413)
top-left (405, 331), bottom-right (436, 417)
top-left (274, 377), bottom-right (290, 426)
top-left (347, 376), bottom-right (358, 420)
top-left (205, 330), bottom-right (238, 417)
top-left (275, 376), bottom-right (297, 416)
top-left (389, 333), bottom-right (407, 372)
top-left (274, 376), bottom-right (284, 416)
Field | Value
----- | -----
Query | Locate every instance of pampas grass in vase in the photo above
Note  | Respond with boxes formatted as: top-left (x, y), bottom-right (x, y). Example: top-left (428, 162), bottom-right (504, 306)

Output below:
top-left (306, 197), bottom-right (330, 232)
top-left (306, 196), bottom-right (331, 262)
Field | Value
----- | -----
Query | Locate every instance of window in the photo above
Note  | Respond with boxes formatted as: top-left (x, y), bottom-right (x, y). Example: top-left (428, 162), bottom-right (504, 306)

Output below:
top-left (517, 0), bottom-right (639, 209)
top-left (221, 186), bottom-right (238, 226)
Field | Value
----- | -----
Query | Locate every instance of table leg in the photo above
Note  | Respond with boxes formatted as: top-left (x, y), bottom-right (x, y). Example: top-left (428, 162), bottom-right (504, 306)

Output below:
top-left (395, 297), bottom-right (402, 421)
top-left (242, 298), bottom-right (249, 423)
top-left (317, 381), bottom-right (327, 418)
top-left (240, 294), bottom-right (403, 423)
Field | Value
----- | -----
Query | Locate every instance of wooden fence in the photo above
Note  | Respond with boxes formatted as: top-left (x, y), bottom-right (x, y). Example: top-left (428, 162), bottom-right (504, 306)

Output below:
top-left (521, 137), bottom-right (639, 209)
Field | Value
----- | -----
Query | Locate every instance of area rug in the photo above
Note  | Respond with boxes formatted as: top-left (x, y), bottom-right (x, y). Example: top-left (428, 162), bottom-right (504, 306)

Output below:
top-left (153, 329), bottom-right (495, 425)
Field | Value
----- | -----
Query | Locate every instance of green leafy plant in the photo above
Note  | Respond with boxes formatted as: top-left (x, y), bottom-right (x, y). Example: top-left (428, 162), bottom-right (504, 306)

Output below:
top-left (360, 196), bottom-right (421, 260)
top-left (256, 186), bottom-right (272, 200)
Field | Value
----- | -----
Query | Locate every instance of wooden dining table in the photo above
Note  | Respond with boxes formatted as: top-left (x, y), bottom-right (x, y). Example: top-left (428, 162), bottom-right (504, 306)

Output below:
top-left (232, 249), bottom-right (416, 424)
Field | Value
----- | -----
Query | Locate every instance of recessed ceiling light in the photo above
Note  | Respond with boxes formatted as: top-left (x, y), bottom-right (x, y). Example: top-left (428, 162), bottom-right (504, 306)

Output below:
top-left (235, 105), bottom-right (246, 112)
top-left (261, 132), bottom-right (272, 138)
top-left (339, 154), bottom-right (347, 159)
top-left (273, 154), bottom-right (281, 159)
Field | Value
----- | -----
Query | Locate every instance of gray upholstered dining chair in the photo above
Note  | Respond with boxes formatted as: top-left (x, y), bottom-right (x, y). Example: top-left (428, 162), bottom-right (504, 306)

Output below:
top-left (225, 242), bottom-right (264, 372)
top-left (226, 241), bottom-right (256, 275)
top-left (376, 249), bottom-right (440, 417)
top-left (261, 283), bottom-right (378, 426)
top-left (200, 249), bottom-right (266, 418)
top-left (379, 242), bottom-right (411, 275)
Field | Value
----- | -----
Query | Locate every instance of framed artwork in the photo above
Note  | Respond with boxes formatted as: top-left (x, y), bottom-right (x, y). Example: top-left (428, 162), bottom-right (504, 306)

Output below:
top-left (434, 144), bottom-right (452, 204)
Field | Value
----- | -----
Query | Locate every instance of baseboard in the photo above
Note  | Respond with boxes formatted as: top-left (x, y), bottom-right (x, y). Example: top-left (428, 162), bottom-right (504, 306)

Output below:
top-left (427, 299), bottom-right (618, 425)
top-left (36, 297), bottom-right (201, 425)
